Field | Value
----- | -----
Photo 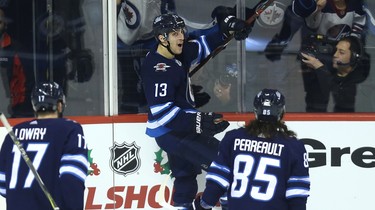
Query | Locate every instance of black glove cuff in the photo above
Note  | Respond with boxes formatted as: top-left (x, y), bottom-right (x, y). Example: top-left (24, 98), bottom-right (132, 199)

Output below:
top-left (195, 112), bottom-right (204, 134)
top-left (194, 112), bottom-right (229, 136)
top-left (220, 15), bottom-right (236, 38)
top-left (211, 6), bottom-right (234, 23)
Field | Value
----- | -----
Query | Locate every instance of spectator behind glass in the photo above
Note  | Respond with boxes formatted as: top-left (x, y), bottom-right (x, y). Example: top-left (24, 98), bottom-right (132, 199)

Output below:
top-left (264, 0), bottom-right (367, 112)
top-left (4, 0), bottom-right (93, 93)
top-left (199, 63), bottom-right (239, 112)
top-left (0, 7), bottom-right (34, 118)
top-left (300, 35), bottom-right (370, 112)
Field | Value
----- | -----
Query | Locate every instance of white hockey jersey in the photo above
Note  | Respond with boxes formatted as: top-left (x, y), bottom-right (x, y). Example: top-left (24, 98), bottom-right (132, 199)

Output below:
top-left (304, 0), bottom-right (366, 40)
top-left (117, 0), bottom-right (162, 45)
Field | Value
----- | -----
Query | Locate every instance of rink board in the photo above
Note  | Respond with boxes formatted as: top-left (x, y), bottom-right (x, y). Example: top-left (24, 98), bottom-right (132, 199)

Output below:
top-left (0, 114), bottom-right (374, 210)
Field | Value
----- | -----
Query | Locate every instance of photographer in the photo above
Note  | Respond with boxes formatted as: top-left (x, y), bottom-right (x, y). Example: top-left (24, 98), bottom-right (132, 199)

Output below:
top-left (264, 0), bottom-right (367, 112)
top-left (300, 36), bottom-right (370, 112)
top-left (200, 63), bottom-right (239, 112)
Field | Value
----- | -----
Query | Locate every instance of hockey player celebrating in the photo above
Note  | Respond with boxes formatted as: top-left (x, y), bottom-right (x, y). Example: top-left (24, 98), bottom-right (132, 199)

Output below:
top-left (0, 82), bottom-right (88, 210)
top-left (196, 89), bottom-right (310, 210)
top-left (140, 12), bottom-right (251, 210)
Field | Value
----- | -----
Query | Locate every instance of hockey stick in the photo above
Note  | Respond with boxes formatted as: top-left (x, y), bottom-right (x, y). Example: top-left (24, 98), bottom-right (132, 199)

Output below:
top-left (156, 172), bottom-right (178, 210)
top-left (189, 0), bottom-right (275, 77)
top-left (0, 113), bottom-right (60, 210)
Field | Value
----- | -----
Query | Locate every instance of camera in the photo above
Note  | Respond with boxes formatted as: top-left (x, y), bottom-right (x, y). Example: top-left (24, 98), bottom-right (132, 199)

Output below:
top-left (218, 63), bottom-right (238, 87)
top-left (219, 74), bottom-right (232, 87)
top-left (299, 34), bottom-right (335, 60)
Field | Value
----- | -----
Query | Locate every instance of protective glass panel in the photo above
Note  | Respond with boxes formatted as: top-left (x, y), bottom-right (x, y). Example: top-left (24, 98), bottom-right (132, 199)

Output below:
top-left (116, 0), bottom-right (375, 114)
top-left (0, 0), bottom-right (104, 117)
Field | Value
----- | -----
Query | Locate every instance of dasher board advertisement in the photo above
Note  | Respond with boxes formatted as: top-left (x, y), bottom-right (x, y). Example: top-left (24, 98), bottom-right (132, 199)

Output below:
top-left (1, 121), bottom-right (375, 210)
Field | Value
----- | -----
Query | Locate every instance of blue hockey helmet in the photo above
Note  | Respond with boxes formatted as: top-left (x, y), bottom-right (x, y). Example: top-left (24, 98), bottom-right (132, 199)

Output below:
top-left (31, 82), bottom-right (66, 112)
top-left (153, 14), bottom-right (186, 39)
top-left (253, 89), bottom-right (285, 122)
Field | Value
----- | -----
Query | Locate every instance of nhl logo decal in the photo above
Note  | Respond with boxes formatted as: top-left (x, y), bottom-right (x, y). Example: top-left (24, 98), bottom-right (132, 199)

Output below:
top-left (110, 141), bottom-right (141, 176)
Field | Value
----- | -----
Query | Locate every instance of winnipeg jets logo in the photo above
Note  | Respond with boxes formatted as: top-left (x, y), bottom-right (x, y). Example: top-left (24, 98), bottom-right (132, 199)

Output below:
top-left (154, 63), bottom-right (170, 72)
top-left (39, 13), bottom-right (65, 38)
top-left (122, 1), bottom-right (140, 29)
top-left (257, 1), bottom-right (286, 28)
top-left (109, 141), bottom-right (141, 177)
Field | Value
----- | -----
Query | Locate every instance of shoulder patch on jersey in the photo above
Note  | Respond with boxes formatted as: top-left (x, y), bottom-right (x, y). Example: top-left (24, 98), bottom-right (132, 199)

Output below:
top-left (154, 63), bottom-right (170, 72)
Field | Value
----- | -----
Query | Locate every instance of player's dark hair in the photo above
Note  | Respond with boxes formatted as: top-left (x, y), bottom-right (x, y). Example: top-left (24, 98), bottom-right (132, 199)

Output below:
top-left (245, 120), bottom-right (297, 139)
top-left (340, 35), bottom-right (363, 65)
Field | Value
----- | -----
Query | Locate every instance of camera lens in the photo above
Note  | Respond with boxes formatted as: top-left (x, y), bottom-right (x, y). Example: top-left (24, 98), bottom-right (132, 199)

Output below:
top-left (219, 74), bottom-right (231, 87)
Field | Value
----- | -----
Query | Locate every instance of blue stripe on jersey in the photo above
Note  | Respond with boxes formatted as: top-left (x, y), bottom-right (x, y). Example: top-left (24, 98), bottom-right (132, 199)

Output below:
top-left (0, 171), bottom-right (5, 181)
top-left (148, 106), bottom-right (181, 128)
top-left (61, 154), bottom-right (89, 169)
top-left (189, 40), bottom-right (202, 66)
top-left (210, 161), bottom-right (231, 173)
top-left (288, 176), bottom-right (310, 184)
top-left (0, 171), bottom-right (5, 196)
top-left (146, 108), bottom-right (197, 137)
top-left (206, 173), bottom-right (230, 189)
top-left (286, 175), bottom-right (310, 198)
top-left (146, 104), bottom-right (181, 137)
top-left (150, 102), bottom-right (173, 115)
top-left (59, 165), bottom-right (87, 182)
top-left (189, 35), bottom-right (211, 66)
top-left (199, 35), bottom-right (211, 59)
top-left (285, 187), bottom-right (310, 198)
top-left (60, 154), bottom-right (88, 182)
top-left (0, 188), bottom-right (5, 196)
top-left (146, 126), bottom-right (171, 138)
top-left (184, 109), bottom-right (197, 113)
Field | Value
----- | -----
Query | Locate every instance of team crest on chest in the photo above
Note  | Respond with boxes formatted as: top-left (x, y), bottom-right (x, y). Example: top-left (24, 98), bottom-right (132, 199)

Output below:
top-left (154, 63), bottom-right (170, 72)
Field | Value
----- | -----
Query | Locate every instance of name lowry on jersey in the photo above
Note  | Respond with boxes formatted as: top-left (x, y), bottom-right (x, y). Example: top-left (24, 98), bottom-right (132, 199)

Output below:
top-left (234, 138), bottom-right (285, 156)
top-left (14, 128), bottom-right (47, 141)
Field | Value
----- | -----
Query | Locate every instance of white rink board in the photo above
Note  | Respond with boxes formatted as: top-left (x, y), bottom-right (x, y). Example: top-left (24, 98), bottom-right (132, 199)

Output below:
top-left (1, 120), bottom-right (375, 210)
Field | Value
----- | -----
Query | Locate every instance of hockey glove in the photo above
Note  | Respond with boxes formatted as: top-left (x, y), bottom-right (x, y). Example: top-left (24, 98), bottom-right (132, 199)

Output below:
top-left (193, 195), bottom-right (212, 210)
top-left (194, 112), bottom-right (229, 136)
top-left (211, 5), bottom-right (255, 26)
top-left (264, 34), bottom-right (288, 62)
top-left (68, 49), bottom-right (94, 82)
top-left (211, 6), bottom-right (234, 24)
top-left (234, 25), bottom-right (252, 41)
top-left (192, 85), bottom-right (211, 108)
top-left (220, 15), bottom-right (250, 39)
top-left (212, 6), bottom-right (253, 40)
